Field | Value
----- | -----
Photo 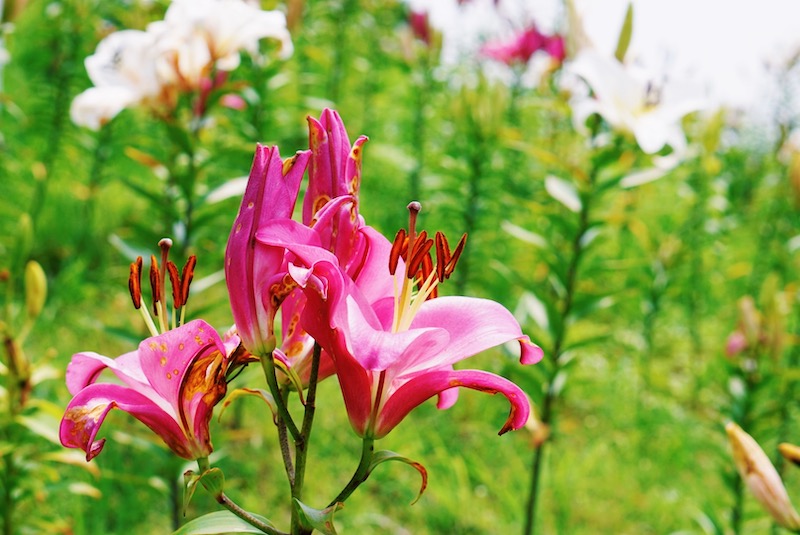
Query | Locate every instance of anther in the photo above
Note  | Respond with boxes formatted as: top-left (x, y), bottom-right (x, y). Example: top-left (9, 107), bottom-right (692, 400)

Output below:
top-left (444, 234), bottom-right (467, 279)
top-left (180, 255), bottom-right (196, 307)
top-left (128, 256), bottom-right (143, 309)
top-left (149, 255), bottom-right (161, 316)
top-left (167, 261), bottom-right (181, 309)
top-left (389, 229), bottom-right (407, 276)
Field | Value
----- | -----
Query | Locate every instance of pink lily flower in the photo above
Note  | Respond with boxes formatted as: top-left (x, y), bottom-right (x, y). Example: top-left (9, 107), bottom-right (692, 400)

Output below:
top-left (260, 207), bottom-right (543, 439)
top-left (60, 320), bottom-right (232, 461)
top-left (481, 26), bottom-right (565, 66)
top-left (225, 144), bottom-right (311, 356)
top-left (277, 110), bottom-right (369, 386)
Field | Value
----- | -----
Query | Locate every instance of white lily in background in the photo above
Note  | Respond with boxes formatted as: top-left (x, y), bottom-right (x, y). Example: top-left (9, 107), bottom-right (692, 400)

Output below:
top-left (566, 49), bottom-right (705, 156)
top-left (71, 0), bottom-right (293, 130)
top-left (154, 0), bottom-right (293, 88)
top-left (70, 29), bottom-right (164, 130)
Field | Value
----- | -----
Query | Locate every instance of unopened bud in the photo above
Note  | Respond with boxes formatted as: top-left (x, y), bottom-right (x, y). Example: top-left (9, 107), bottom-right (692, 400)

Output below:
top-left (726, 422), bottom-right (800, 530)
top-left (779, 443), bottom-right (800, 468)
top-left (24, 261), bottom-right (47, 321)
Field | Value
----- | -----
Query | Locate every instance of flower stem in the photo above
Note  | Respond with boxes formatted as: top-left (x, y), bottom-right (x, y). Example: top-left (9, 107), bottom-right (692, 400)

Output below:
top-left (329, 436), bottom-right (375, 507)
top-left (289, 344), bottom-right (322, 535)
top-left (523, 165), bottom-right (595, 535)
top-left (259, 352), bottom-right (301, 442)
top-left (218, 493), bottom-right (288, 535)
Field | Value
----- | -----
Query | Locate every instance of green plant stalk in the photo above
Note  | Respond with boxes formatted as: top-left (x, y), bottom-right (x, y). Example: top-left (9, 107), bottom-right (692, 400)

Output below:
top-left (289, 344), bottom-right (322, 535)
top-left (328, 436), bottom-right (375, 507)
top-left (259, 353), bottom-right (301, 444)
top-left (197, 458), bottom-right (288, 535)
top-left (455, 116), bottom-right (485, 295)
top-left (408, 51), bottom-right (433, 202)
top-left (523, 172), bottom-right (595, 535)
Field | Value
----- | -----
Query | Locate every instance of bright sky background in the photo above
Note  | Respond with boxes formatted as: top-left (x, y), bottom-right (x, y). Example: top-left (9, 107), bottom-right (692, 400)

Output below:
top-left (414, 0), bottom-right (800, 114)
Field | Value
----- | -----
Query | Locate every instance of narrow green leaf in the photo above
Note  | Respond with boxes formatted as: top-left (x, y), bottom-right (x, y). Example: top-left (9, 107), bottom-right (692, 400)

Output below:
top-left (368, 450), bottom-right (428, 504)
top-left (293, 500), bottom-right (342, 535)
top-left (614, 3), bottom-right (634, 63)
top-left (173, 511), bottom-right (275, 535)
top-left (545, 175), bottom-right (582, 213)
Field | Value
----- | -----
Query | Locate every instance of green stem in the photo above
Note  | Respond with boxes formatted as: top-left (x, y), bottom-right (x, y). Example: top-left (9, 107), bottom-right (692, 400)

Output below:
top-left (329, 436), bottom-right (375, 507)
top-left (219, 493), bottom-right (288, 535)
top-left (289, 344), bottom-right (322, 535)
top-left (277, 389), bottom-right (295, 486)
top-left (523, 169), bottom-right (595, 535)
top-left (259, 353), bottom-right (301, 443)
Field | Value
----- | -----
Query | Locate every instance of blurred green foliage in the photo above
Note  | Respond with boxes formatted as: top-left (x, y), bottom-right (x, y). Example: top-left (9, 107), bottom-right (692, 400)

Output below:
top-left (1, 0), bottom-right (800, 533)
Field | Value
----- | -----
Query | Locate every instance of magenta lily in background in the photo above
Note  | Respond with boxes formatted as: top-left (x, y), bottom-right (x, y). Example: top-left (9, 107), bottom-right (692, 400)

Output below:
top-left (60, 320), bottom-right (231, 461)
top-left (225, 144), bottom-right (311, 356)
top-left (261, 215), bottom-right (543, 439)
top-left (481, 26), bottom-right (565, 66)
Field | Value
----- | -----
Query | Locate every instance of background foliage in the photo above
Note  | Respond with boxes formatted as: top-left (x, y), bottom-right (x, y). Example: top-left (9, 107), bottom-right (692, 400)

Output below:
top-left (1, 0), bottom-right (799, 533)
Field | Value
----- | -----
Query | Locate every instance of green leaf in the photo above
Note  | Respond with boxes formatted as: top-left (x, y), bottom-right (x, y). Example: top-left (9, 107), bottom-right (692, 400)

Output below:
top-left (172, 511), bottom-right (275, 535)
top-left (368, 450), bottom-right (428, 504)
top-left (293, 500), bottom-right (342, 535)
top-left (544, 175), bottom-right (582, 213)
top-left (184, 467), bottom-right (225, 513)
top-left (614, 3), bottom-right (634, 63)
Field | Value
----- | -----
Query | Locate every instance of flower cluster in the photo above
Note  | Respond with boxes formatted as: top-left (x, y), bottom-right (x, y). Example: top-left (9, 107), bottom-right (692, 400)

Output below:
top-left (61, 109), bottom-right (540, 465)
top-left (480, 25), bottom-right (565, 67)
top-left (70, 0), bottom-right (292, 130)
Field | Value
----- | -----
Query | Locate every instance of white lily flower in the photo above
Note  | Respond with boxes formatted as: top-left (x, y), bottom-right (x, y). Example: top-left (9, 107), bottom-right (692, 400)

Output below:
top-left (160, 0), bottom-right (292, 85)
top-left (71, 29), bottom-right (164, 130)
top-left (567, 49), bottom-right (705, 156)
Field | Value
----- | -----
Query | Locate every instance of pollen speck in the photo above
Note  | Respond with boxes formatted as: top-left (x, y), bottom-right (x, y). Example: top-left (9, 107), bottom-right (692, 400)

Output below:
top-left (173, 368), bottom-right (179, 376)
top-left (160, 343), bottom-right (168, 352)
top-left (149, 342), bottom-right (157, 350)
top-left (160, 356), bottom-right (167, 367)
top-left (195, 335), bottom-right (203, 345)
top-left (247, 202), bottom-right (254, 209)
top-left (179, 343), bottom-right (184, 350)
top-left (166, 372), bottom-right (172, 380)
top-left (236, 223), bottom-right (242, 233)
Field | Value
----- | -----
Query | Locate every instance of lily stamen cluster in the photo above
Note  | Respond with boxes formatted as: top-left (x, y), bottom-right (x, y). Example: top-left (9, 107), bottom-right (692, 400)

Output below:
top-left (128, 237), bottom-right (196, 337)
top-left (389, 201), bottom-right (466, 333)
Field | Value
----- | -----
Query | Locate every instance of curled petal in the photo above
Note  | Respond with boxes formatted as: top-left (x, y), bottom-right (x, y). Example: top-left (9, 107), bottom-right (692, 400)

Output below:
top-left (374, 369), bottom-right (530, 439)
top-left (60, 384), bottom-right (187, 461)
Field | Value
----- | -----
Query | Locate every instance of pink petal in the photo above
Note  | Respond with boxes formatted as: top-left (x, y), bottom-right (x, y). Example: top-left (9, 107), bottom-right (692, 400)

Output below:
top-left (225, 145), bottom-right (310, 354)
top-left (374, 369), bottom-right (531, 439)
top-left (60, 383), bottom-right (188, 461)
top-left (66, 350), bottom-right (148, 395)
top-left (138, 320), bottom-right (225, 413)
top-left (400, 296), bottom-right (542, 375)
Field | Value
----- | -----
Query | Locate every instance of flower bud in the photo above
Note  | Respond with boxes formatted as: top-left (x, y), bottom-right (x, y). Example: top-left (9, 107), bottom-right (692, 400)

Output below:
top-left (24, 260), bottom-right (47, 321)
top-left (779, 443), bottom-right (800, 468)
top-left (726, 422), bottom-right (800, 530)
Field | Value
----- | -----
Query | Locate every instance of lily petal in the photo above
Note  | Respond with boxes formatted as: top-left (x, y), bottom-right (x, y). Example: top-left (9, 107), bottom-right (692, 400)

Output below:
top-left (375, 369), bottom-right (530, 439)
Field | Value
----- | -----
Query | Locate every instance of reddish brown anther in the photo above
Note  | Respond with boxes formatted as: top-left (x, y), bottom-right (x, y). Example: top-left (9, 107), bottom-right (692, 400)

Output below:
top-left (389, 229), bottom-right (408, 276)
top-left (167, 261), bottom-right (181, 309)
top-left (128, 256), bottom-right (144, 309)
top-left (406, 231), bottom-right (433, 276)
top-left (180, 255), bottom-right (197, 308)
top-left (445, 234), bottom-right (467, 279)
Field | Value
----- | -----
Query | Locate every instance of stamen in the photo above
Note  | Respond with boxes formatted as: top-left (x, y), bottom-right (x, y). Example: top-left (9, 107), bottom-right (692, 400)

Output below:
top-left (128, 256), bottom-right (143, 309)
top-left (389, 229), bottom-right (407, 276)
top-left (406, 232), bottom-right (432, 276)
top-left (149, 255), bottom-right (161, 316)
top-left (180, 255), bottom-right (197, 309)
top-left (444, 234), bottom-right (467, 279)
top-left (167, 261), bottom-right (181, 309)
